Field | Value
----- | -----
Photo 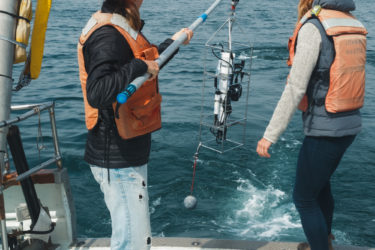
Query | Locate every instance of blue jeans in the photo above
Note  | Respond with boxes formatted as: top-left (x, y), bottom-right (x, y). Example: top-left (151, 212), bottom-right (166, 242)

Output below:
top-left (293, 135), bottom-right (355, 250)
top-left (90, 164), bottom-right (151, 250)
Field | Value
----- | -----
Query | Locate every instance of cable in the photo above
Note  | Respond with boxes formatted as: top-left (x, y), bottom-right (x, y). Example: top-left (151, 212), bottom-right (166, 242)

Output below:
top-left (211, 46), bottom-right (233, 70)
top-left (189, 143), bottom-right (202, 195)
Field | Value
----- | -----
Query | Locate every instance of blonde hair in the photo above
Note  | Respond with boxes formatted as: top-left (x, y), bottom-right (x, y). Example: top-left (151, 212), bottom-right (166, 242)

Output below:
top-left (297, 0), bottom-right (314, 21)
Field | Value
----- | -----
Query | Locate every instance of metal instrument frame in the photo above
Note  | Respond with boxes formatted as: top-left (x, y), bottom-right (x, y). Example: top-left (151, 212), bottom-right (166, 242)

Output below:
top-left (198, 4), bottom-right (253, 154)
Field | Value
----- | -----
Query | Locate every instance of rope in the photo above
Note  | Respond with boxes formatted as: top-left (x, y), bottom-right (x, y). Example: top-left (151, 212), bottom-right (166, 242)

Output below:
top-left (190, 156), bottom-right (198, 195)
top-left (13, 73), bottom-right (31, 92)
top-left (35, 107), bottom-right (45, 161)
top-left (0, 10), bottom-right (30, 23)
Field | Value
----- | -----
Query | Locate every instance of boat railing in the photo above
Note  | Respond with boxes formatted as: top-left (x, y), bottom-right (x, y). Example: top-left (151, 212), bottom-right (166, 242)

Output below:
top-left (0, 101), bottom-right (63, 192)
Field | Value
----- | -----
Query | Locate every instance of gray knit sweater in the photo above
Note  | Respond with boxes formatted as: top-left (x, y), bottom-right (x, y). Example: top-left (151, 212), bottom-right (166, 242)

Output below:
top-left (263, 23), bottom-right (322, 143)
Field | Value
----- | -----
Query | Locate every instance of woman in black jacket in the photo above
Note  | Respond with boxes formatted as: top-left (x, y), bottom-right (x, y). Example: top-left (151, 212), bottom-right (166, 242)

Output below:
top-left (78, 0), bottom-right (192, 249)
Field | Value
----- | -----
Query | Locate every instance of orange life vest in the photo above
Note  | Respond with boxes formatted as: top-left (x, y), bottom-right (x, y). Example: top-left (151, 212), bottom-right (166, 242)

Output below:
top-left (77, 12), bottom-right (162, 139)
top-left (287, 6), bottom-right (367, 113)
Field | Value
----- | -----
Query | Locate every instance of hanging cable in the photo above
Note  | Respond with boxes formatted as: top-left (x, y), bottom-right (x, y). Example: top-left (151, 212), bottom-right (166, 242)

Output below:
top-left (190, 151), bottom-right (199, 195)
top-left (184, 143), bottom-right (202, 209)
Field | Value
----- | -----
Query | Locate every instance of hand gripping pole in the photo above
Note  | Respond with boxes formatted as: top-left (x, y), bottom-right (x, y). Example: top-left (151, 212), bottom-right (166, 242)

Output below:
top-left (116, 0), bottom-right (223, 104)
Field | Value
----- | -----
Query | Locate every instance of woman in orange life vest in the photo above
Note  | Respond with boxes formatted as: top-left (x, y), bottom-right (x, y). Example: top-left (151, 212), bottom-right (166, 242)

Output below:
top-left (256, 0), bottom-right (366, 249)
top-left (77, 0), bottom-right (193, 249)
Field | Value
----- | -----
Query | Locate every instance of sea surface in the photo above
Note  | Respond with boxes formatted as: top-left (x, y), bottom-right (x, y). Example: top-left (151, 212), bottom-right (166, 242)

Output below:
top-left (8, 0), bottom-right (375, 247)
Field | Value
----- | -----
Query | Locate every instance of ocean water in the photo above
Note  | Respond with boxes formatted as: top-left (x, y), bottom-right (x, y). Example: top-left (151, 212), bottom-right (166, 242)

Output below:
top-left (8, 0), bottom-right (375, 247)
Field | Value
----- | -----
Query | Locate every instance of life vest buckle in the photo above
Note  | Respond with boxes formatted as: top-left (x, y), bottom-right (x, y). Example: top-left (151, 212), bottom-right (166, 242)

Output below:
top-left (311, 5), bottom-right (322, 16)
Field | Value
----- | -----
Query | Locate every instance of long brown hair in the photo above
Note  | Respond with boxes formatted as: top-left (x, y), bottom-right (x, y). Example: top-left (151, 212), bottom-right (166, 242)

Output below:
top-left (297, 0), bottom-right (314, 21)
top-left (103, 0), bottom-right (142, 30)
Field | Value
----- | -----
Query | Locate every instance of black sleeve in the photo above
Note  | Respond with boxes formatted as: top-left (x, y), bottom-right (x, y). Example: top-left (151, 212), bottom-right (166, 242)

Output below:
top-left (158, 38), bottom-right (179, 69)
top-left (83, 26), bottom-right (148, 109)
top-left (158, 38), bottom-right (176, 54)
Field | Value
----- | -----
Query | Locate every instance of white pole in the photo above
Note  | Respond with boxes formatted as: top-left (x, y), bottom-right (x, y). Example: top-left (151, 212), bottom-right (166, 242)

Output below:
top-left (117, 0), bottom-right (223, 104)
top-left (0, 0), bottom-right (18, 249)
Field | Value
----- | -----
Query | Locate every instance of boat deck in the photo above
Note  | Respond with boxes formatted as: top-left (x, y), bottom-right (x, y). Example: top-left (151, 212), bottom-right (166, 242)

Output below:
top-left (67, 237), bottom-right (375, 250)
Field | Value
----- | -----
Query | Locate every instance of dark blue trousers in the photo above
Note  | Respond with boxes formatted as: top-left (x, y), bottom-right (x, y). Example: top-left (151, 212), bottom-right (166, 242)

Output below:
top-left (293, 135), bottom-right (355, 250)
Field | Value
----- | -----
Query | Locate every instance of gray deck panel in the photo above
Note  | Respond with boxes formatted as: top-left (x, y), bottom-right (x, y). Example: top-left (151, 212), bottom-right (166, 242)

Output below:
top-left (152, 237), bottom-right (374, 250)
top-left (68, 237), bottom-right (375, 250)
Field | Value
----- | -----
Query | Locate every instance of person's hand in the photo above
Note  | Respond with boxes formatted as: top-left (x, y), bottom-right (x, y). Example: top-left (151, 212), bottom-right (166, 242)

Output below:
top-left (143, 60), bottom-right (159, 80)
top-left (256, 138), bottom-right (273, 158)
top-left (172, 28), bottom-right (194, 45)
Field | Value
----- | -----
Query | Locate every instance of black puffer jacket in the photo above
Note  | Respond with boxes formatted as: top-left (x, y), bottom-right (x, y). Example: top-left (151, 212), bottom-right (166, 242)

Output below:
top-left (82, 3), bottom-right (175, 168)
